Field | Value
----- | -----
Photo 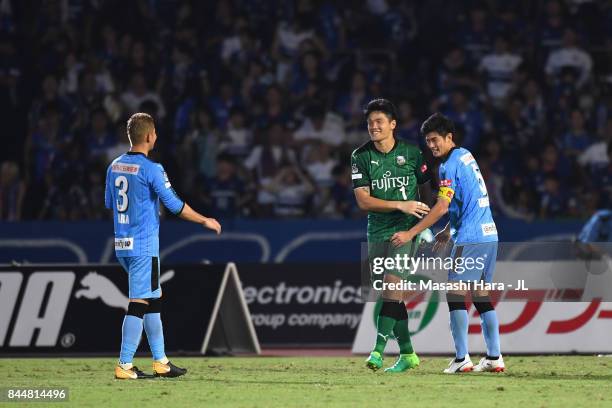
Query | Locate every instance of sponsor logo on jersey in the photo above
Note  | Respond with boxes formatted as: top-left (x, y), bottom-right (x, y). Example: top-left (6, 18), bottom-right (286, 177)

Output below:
top-left (439, 179), bottom-right (452, 187)
top-left (396, 156), bottom-right (406, 166)
top-left (371, 160), bottom-right (379, 166)
top-left (420, 164), bottom-right (428, 173)
top-left (352, 174), bottom-right (363, 180)
top-left (478, 197), bottom-right (490, 207)
top-left (112, 163), bottom-right (140, 174)
top-left (351, 164), bottom-right (358, 174)
top-left (371, 171), bottom-right (410, 192)
top-left (481, 223), bottom-right (497, 236)
top-left (459, 152), bottom-right (475, 165)
top-left (114, 237), bottom-right (134, 250)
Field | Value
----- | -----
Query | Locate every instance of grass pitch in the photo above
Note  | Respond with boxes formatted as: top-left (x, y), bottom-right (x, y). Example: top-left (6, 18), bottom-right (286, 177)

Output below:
top-left (1, 356), bottom-right (611, 407)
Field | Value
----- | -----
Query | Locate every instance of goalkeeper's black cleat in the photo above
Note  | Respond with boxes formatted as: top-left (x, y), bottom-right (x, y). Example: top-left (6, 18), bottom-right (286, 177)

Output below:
top-left (115, 365), bottom-right (155, 379)
top-left (153, 361), bottom-right (187, 378)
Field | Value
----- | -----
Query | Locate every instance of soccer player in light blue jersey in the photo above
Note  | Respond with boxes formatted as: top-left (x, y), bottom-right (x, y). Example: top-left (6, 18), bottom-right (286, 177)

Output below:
top-left (105, 113), bottom-right (221, 379)
top-left (389, 113), bottom-right (504, 374)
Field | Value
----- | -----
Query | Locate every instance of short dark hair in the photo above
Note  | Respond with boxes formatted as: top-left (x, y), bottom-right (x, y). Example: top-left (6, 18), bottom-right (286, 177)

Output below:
top-left (127, 113), bottom-right (155, 145)
top-left (364, 98), bottom-right (398, 122)
top-left (420, 112), bottom-right (456, 137)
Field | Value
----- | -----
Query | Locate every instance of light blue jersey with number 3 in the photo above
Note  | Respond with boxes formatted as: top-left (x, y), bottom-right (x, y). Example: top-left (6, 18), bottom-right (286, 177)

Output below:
top-left (438, 147), bottom-right (498, 244)
top-left (104, 152), bottom-right (185, 257)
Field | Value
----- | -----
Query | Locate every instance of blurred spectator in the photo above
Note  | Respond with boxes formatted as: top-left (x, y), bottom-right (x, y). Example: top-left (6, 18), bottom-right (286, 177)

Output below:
top-left (26, 105), bottom-right (72, 183)
top-left (271, 10), bottom-right (321, 83)
top-left (5, 0), bottom-right (611, 221)
top-left (199, 154), bottom-right (249, 219)
top-left (545, 28), bottom-right (593, 89)
top-left (208, 82), bottom-right (242, 130)
top-left (520, 79), bottom-right (547, 133)
top-left (560, 109), bottom-right (593, 157)
top-left (293, 104), bottom-right (346, 147)
top-left (579, 117), bottom-right (612, 173)
top-left (539, 175), bottom-right (568, 218)
top-left (219, 107), bottom-right (253, 158)
top-left (304, 141), bottom-right (336, 189)
top-left (497, 98), bottom-right (534, 152)
top-left (437, 46), bottom-right (479, 97)
top-left (245, 121), bottom-right (298, 216)
top-left (598, 143), bottom-right (612, 207)
top-left (121, 72), bottom-right (166, 118)
top-left (458, 5), bottom-right (493, 63)
top-left (87, 108), bottom-right (116, 160)
top-left (395, 100), bottom-right (421, 146)
top-left (478, 36), bottom-right (523, 106)
top-left (329, 164), bottom-right (358, 218)
top-left (442, 89), bottom-right (484, 150)
top-left (336, 71), bottom-right (370, 123)
top-left (0, 161), bottom-right (25, 221)
top-left (264, 164), bottom-right (315, 218)
top-left (538, 0), bottom-right (567, 53)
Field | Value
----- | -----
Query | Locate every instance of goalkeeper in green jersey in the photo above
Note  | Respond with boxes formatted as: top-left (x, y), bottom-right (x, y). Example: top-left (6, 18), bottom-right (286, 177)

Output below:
top-left (351, 99), bottom-right (432, 373)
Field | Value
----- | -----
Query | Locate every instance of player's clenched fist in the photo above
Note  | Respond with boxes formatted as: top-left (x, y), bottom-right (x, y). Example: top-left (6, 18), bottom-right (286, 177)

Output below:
top-left (396, 201), bottom-right (430, 218)
top-left (203, 217), bottom-right (222, 234)
top-left (390, 230), bottom-right (416, 247)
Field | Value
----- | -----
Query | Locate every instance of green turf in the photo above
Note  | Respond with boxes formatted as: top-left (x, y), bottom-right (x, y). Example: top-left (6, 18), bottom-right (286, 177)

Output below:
top-left (1, 356), bottom-right (611, 407)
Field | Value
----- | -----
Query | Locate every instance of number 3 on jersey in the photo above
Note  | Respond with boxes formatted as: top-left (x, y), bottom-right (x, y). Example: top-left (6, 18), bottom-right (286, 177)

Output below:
top-left (115, 175), bottom-right (129, 212)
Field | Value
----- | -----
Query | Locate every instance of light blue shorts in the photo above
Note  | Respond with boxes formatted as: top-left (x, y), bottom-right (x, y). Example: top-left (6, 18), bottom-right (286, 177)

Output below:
top-left (448, 242), bottom-right (498, 283)
top-left (118, 256), bottom-right (161, 299)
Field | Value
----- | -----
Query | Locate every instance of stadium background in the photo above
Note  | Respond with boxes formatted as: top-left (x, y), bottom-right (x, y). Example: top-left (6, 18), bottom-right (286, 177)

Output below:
top-left (0, 0), bottom-right (611, 351)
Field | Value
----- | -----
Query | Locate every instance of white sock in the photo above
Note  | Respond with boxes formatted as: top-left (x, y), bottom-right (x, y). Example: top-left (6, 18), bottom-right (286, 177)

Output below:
top-left (156, 356), bottom-right (169, 364)
top-left (119, 362), bottom-right (133, 370)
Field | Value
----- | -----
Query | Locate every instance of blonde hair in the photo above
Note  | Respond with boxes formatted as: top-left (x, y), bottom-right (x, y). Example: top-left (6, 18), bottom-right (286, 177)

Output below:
top-left (126, 113), bottom-right (155, 145)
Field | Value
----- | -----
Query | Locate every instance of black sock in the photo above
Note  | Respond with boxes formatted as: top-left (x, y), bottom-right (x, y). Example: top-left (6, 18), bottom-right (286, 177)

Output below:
top-left (454, 357), bottom-right (465, 363)
top-left (487, 355), bottom-right (500, 360)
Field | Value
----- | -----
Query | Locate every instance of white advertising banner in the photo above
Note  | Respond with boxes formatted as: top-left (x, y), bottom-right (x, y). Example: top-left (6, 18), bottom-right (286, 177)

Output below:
top-left (352, 261), bottom-right (612, 354)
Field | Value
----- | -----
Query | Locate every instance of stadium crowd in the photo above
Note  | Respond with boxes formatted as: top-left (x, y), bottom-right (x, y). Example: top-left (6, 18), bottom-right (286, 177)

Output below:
top-left (0, 0), bottom-right (611, 221)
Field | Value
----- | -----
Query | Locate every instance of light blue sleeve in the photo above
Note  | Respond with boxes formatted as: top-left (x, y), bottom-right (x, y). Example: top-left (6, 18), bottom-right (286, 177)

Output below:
top-left (578, 211), bottom-right (606, 243)
top-left (147, 163), bottom-right (185, 215)
top-left (438, 157), bottom-right (459, 192)
top-left (104, 165), bottom-right (112, 210)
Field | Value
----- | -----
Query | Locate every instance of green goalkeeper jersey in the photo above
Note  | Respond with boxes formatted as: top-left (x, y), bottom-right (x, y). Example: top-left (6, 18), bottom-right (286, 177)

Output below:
top-left (351, 139), bottom-right (431, 242)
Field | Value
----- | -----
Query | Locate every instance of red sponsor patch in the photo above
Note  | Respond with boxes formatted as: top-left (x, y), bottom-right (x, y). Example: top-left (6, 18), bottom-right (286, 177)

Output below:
top-left (420, 164), bottom-right (428, 173)
top-left (439, 179), bottom-right (452, 187)
top-left (446, 190), bottom-right (453, 198)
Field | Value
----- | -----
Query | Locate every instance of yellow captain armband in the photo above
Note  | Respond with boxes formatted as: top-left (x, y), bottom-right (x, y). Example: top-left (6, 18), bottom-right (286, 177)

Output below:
top-left (438, 186), bottom-right (454, 202)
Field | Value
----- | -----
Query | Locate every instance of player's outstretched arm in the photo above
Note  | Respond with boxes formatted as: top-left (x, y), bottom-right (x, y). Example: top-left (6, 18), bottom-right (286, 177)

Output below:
top-left (354, 186), bottom-right (429, 216)
top-left (391, 198), bottom-right (449, 247)
top-left (178, 203), bottom-right (222, 235)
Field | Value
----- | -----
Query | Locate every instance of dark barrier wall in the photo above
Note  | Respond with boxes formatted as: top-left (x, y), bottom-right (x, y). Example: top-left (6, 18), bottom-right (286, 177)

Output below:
top-left (239, 263), bottom-right (362, 346)
top-left (0, 264), bottom-right (226, 355)
top-left (0, 218), bottom-right (583, 264)
top-left (0, 263), bottom-right (362, 354)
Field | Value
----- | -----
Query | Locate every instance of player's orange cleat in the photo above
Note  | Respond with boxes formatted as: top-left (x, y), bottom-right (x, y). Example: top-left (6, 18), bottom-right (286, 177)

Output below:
top-left (153, 361), bottom-right (187, 378)
top-left (114, 365), bottom-right (154, 379)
